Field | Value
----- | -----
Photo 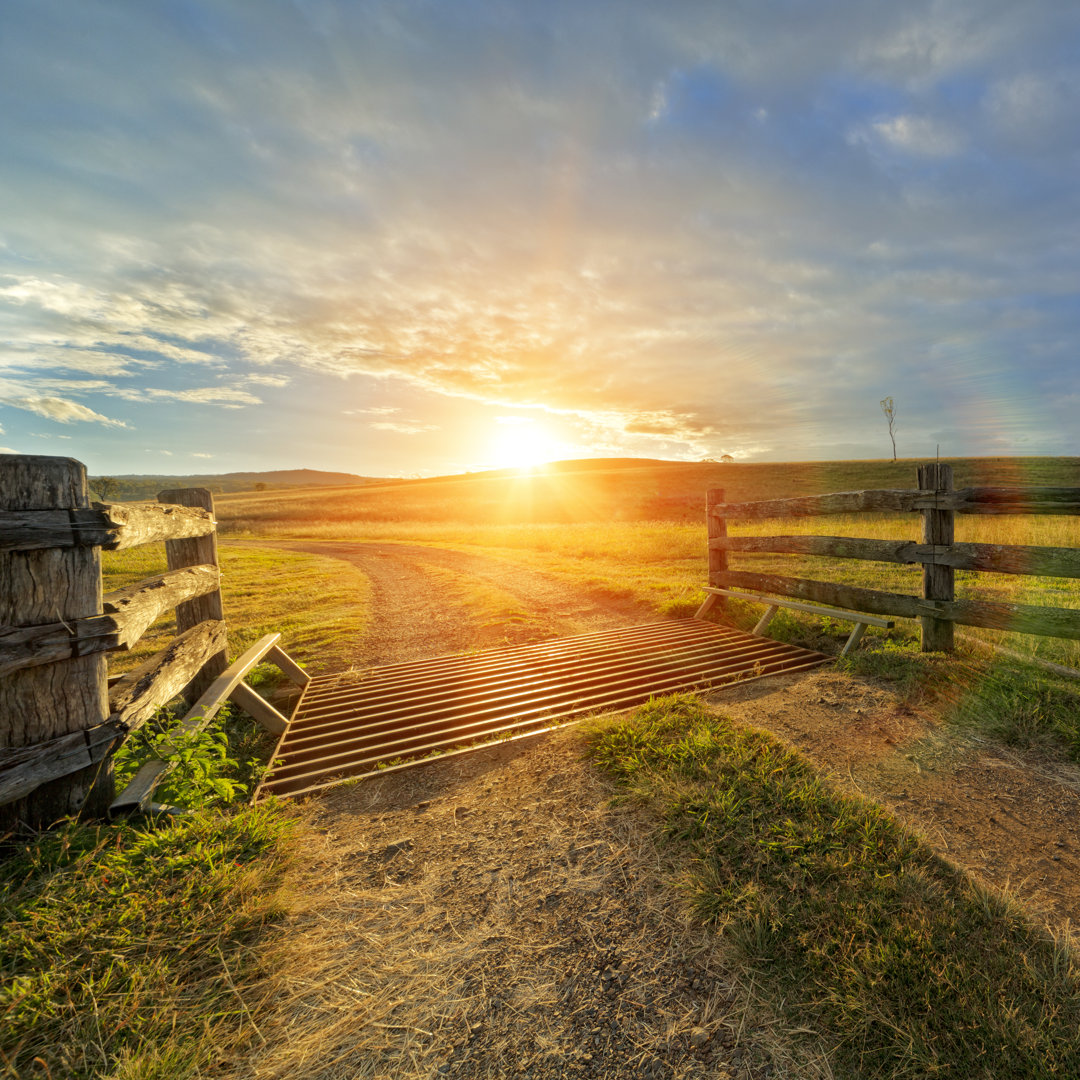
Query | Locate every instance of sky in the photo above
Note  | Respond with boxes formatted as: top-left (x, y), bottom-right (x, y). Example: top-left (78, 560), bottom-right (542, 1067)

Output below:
top-left (1, 0), bottom-right (1079, 478)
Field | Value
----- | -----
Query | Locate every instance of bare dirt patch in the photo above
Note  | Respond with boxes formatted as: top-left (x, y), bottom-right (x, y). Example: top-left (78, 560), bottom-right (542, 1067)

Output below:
top-left (231, 730), bottom-right (813, 1080)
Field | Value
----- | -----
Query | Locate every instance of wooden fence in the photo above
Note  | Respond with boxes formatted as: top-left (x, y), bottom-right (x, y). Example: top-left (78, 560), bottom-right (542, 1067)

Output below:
top-left (0, 454), bottom-right (304, 832)
top-left (702, 464), bottom-right (1080, 653)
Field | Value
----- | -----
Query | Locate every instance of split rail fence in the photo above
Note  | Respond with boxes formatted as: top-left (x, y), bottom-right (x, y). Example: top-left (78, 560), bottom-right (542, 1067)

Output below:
top-left (700, 464), bottom-right (1080, 653)
top-left (0, 454), bottom-right (306, 831)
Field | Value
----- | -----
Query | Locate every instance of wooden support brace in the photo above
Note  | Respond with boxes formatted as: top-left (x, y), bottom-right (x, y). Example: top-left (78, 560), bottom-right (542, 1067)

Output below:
top-left (229, 681), bottom-right (288, 735)
top-left (840, 622), bottom-right (868, 657)
top-left (753, 605), bottom-right (780, 636)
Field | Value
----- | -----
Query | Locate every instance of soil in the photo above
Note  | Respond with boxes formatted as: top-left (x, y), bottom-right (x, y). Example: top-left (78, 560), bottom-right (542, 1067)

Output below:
top-left (232, 540), bottom-right (1080, 1080)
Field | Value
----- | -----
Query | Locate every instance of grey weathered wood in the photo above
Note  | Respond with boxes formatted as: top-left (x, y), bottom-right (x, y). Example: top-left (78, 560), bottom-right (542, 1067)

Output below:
top-left (111, 633), bottom-right (282, 814)
top-left (109, 620), bottom-right (228, 730)
top-left (159, 488), bottom-right (226, 700)
top-left (693, 592), bottom-right (720, 620)
top-left (753, 605), bottom-right (779, 635)
top-left (0, 565), bottom-right (220, 678)
top-left (0, 502), bottom-right (216, 552)
top-left (229, 681), bottom-right (289, 735)
top-left (0, 721), bottom-right (125, 807)
top-left (713, 571), bottom-right (1080, 638)
top-left (702, 586), bottom-right (896, 628)
top-left (710, 535), bottom-right (1080, 578)
top-left (0, 455), bottom-right (111, 828)
top-left (706, 489), bottom-right (726, 617)
top-left (840, 622), bottom-right (868, 657)
top-left (713, 486), bottom-right (1080, 520)
top-left (920, 464), bottom-right (955, 651)
top-left (104, 564), bottom-right (220, 649)
top-left (266, 644), bottom-right (310, 686)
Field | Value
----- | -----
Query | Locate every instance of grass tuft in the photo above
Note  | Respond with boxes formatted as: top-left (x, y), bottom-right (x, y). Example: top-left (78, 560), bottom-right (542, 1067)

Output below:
top-left (0, 805), bottom-right (297, 1080)
top-left (587, 694), bottom-right (1080, 1079)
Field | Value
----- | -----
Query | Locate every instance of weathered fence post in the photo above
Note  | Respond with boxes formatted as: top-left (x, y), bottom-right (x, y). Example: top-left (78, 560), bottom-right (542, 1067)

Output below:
top-left (158, 488), bottom-right (227, 701)
top-left (707, 488), bottom-right (726, 613)
top-left (918, 463), bottom-right (955, 653)
top-left (0, 455), bottom-right (112, 829)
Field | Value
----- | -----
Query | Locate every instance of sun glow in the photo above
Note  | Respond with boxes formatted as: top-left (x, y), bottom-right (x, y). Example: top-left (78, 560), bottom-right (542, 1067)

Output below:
top-left (489, 418), bottom-right (565, 471)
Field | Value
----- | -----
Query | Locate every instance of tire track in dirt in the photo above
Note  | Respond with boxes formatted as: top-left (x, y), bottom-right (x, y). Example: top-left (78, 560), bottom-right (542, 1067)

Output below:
top-left (247, 540), bottom-right (655, 667)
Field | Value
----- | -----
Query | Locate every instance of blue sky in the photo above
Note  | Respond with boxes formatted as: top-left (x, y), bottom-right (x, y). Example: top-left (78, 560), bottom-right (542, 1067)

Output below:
top-left (1, 0), bottom-right (1078, 477)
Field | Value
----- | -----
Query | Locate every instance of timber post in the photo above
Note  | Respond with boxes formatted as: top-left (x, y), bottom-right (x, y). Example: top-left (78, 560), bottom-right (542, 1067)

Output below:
top-left (707, 488), bottom-right (726, 614)
top-left (158, 488), bottom-right (227, 701)
top-left (0, 456), bottom-right (112, 830)
top-left (918, 463), bottom-right (955, 653)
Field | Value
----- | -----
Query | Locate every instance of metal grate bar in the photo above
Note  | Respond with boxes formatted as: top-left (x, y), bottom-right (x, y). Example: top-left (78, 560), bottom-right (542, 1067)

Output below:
top-left (254, 620), bottom-right (829, 801)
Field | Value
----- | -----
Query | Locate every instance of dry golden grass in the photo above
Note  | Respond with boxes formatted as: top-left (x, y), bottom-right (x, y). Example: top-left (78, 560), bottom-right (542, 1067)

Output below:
top-left (227, 728), bottom-right (834, 1080)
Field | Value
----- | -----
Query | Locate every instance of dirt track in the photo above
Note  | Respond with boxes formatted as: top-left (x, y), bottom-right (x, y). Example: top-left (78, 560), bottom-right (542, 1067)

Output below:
top-left (257, 540), bottom-right (653, 665)
top-left (231, 539), bottom-right (1080, 1080)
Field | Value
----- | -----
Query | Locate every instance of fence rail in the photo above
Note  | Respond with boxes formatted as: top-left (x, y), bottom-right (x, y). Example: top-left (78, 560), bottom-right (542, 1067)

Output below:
top-left (0, 454), bottom-right (303, 831)
top-left (704, 465), bottom-right (1080, 652)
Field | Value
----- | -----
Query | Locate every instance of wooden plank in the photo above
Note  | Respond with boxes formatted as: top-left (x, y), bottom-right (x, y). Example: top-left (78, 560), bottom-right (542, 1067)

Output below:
top-left (229, 681), bottom-right (289, 735)
top-left (159, 488), bottom-right (226, 700)
top-left (104, 564), bottom-right (220, 649)
top-left (111, 633), bottom-right (281, 814)
top-left (0, 565), bottom-right (220, 678)
top-left (0, 455), bottom-right (112, 827)
top-left (714, 486), bottom-right (1080, 520)
top-left (711, 535), bottom-right (1080, 578)
top-left (267, 644), bottom-right (311, 686)
top-left (703, 587), bottom-right (895, 628)
top-left (714, 490), bottom-right (930, 519)
top-left (713, 570), bottom-right (1080, 639)
top-left (108, 620), bottom-right (228, 730)
top-left (919, 463), bottom-right (955, 652)
top-left (0, 502), bottom-right (215, 552)
top-left (0, 721), bottom-right (125, 808)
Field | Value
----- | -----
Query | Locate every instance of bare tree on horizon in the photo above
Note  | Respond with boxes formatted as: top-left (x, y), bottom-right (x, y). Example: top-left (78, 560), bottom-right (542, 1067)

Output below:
top-left (880, 397), bottom-right (897, 462)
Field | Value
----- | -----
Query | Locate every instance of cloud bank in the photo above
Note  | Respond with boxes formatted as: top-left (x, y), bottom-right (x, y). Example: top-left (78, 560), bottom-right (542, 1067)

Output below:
top-left (2, 0), bottom-right (1079, 471)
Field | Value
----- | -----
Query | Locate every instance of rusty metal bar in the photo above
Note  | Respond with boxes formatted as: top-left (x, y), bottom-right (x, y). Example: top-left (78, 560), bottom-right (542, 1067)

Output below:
top-left (255, 620), bottom-right (829, 801)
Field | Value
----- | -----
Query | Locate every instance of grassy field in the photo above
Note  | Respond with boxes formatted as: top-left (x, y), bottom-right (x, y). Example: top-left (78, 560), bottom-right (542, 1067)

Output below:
top-left (588, 696), bottom-right (1080, 1079)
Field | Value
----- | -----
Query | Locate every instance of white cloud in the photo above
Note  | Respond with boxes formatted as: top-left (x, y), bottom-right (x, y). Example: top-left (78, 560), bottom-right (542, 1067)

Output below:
top-left (191, 451), bottom-right (213, 458)
top-left (2, 396), bottom-right (129, 427)
top-left (371, 421), bottom-right (439, 435)
top-left (246, 373), bottom-right (291, 386)
top-left (854, 114), bottom-right (965, 156)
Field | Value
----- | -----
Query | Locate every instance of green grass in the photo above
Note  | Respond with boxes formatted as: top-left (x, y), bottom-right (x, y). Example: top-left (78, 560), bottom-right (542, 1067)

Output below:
top-left (587, 695), bottom-right (1080, 1079)
top-left (0, 805), bottom-right (297, 1080)
top-left (102, 542), bottom-right (372, 677)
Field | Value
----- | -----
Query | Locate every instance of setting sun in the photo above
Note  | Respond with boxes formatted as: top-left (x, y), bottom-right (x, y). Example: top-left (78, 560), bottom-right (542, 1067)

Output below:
top-left (490, 418), bottom-right (565, 470)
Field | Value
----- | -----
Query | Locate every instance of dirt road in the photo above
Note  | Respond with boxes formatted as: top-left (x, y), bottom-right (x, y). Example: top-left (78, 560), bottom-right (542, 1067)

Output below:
top-left (256, 540), bottom-right (653, 665)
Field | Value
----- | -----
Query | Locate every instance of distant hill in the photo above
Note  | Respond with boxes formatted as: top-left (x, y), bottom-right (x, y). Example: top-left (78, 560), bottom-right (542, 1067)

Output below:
top-left (89, 468), bottom-right (378, 501)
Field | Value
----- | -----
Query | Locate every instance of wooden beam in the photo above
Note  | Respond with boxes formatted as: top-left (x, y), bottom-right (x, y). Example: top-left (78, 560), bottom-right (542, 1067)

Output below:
top-left (108, 620), bottom-right (228, 730)
top-left (0, 565), bottom-right (220, 678)
top-left (702, 586), bottom-right (896, 628)
top-left (919, 463), bottom-right (955, 652)
top-left (0, 502), bottom-right (215, 552)
top-left (713, 570), bottom-right (1080, 639)
top-left (111, 633), bottom-right (282, 814)
top-left (266, 644), bottom-right (310, 686)
top-left (104, 564), bottom-right (220, 649)
top-left (711, 535), bottom-right (1080, 578)
top-left (713, 486), bottom-right (1080, 520)
top-left (0, 722), bottom-right (125, 808)
top-left (229, 681), bottom-right (289, 735)
top-left (159, 489), bottom-right (226, 700)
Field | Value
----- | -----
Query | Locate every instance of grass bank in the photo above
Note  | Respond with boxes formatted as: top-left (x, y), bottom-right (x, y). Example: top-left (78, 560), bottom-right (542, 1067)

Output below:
top-left (0, 805), bottom-right (297, 1080)
top-left (587, 695), bottom-right (1080, 1079)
